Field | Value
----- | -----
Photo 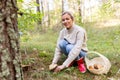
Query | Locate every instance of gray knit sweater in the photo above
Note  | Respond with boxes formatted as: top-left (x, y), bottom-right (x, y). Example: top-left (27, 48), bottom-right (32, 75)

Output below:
top-left (52, 24), bottom-right (88, 67)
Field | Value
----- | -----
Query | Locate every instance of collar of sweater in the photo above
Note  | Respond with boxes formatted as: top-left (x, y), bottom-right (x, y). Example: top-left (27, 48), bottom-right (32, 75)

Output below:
top-left (66, 24), bottom-right (75, 33)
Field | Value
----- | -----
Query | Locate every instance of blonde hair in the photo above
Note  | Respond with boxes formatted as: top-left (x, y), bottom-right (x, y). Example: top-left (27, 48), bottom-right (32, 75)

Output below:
top-left (62, 11), bottom-right (74, 21)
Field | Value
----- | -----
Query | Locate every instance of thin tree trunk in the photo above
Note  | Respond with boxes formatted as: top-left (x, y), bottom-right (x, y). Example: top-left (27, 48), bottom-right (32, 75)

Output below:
top-left (0, 0), bottom-right (23, 80)
top-left (36, 0), bottom-right (40, 12)
top-left (62, 0), bottom-right (64, 13)
top-left (80, 0), bottom-right (85, 23)
top-left (36, 0), bottom-right (42, 31)
top-left (40, 0), bottom-right (44, 31)
top-left (47, 0), bottom-right (50, 26)
top-left (40, 0), bottom-right (44, 14)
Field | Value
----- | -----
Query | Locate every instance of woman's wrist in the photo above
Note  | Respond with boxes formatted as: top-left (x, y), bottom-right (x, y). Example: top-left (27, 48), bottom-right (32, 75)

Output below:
top-left (62, 64), bottom-right (66, 68)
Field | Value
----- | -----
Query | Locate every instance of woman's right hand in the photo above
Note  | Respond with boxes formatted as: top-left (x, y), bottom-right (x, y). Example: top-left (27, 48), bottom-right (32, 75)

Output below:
top-left (54, 65), bottom-right (66, 72)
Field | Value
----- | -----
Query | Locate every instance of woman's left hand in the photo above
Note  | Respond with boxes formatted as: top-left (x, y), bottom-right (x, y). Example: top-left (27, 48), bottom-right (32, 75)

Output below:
top-left (54, 65), bottom-right (65, 72)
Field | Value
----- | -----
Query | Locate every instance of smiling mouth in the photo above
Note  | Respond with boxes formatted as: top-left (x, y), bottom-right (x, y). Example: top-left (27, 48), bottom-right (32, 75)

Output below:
top-left (64, 23), bottom-right (69, 26)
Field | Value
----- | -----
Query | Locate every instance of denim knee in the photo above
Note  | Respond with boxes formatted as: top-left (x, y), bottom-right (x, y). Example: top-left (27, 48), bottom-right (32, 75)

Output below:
top-left (76, 50), bottom-right (87, 60)
top-left (59, 40), bottom-right (66, 49)
top-left (59, 39), bottom-right (69, 54)
top-left (66, 44), bottom-right (74, 54)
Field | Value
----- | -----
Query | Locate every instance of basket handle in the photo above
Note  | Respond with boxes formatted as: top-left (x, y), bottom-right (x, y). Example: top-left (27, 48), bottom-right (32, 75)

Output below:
top-left (87, 51), bottom-right (109, 66)
top-left (87, 51), bottom-right (106, 58)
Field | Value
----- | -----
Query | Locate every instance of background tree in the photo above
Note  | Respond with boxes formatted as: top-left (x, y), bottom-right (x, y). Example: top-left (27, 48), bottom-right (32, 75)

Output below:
top-left (62, 0), bottom-right (65, 13)
top-left (35, 0), bottom-right (42, 31)
top-left (36, 0), bottom-right (40, 12)
top-left (0, 0), bottom-right (23, 80)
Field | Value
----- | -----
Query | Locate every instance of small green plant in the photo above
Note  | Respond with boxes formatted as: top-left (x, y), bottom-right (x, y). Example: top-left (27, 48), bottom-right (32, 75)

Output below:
top-left (22, 58), bottom-right (35, 65)
top-left (38, 51), bottom-right (49, 57)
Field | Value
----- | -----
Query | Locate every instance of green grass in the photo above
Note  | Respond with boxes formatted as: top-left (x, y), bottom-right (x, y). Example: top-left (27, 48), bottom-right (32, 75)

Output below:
top-left (20, 31), bottom-right (58, 53)
top-left (21, 24), bottom-right (120, 80)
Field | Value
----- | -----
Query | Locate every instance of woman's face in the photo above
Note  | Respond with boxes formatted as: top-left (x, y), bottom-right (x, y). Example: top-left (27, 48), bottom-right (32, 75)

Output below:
top-left (62, 13), bottom-right (73, 29)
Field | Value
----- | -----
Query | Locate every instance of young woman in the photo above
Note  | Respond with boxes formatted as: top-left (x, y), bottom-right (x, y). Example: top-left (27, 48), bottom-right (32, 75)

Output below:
top-left (49, 11), bottom-right (88, 73)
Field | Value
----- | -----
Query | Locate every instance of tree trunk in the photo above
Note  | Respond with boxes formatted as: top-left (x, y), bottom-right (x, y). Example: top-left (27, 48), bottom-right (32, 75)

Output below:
top-left (40, 0), bottom-right (44, 30)
top-left (47, 0), bottom-right (50, 26)
top-left (78, 0), bottom-right (82, 22)
top-left (36, 0), bottom-right (42, 31)
top-left (0, 0), bottom-right (23, 80)
top-left (80, 0), bottom-right (86, 23)
top-left (36, 0), bottom-right (42, 24)
top-left (36, 0), bottom-right (40, 12)
top-left (40, 0), bottom-right (44, 15)
top-left (62, 0), bottom-right (64, 13)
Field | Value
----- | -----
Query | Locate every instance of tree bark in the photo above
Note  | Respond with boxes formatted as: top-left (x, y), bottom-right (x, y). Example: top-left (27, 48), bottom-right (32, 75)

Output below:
top-left (0, 0), bottom-right (23, 80)
top-left (36, 0), bottom-right (40, 12)
top-left (47, 0), bottom-right (50, 26)
top-left (62, 0), bottom-right (64, 13)
top-left (36, 0), bottom-right (42, 31)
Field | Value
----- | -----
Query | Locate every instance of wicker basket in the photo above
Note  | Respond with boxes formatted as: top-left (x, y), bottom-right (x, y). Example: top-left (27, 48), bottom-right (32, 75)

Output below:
top-left (85, 51), bottom-right (111, 74)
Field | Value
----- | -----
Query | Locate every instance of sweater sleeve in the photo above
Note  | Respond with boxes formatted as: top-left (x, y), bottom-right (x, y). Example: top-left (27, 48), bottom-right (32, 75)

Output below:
top-left (62, 31), bottom-right (85, 67)
top-left (52, 31), bottom-right (63, 64)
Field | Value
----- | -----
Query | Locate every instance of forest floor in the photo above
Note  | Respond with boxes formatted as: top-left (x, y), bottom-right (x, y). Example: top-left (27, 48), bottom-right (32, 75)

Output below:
top-left (20, 19), bottom-right (120, 80)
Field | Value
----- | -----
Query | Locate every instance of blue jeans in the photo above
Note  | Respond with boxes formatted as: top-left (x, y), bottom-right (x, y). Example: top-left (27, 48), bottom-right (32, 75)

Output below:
top-left (59, 39), bottom-right (87, 60)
